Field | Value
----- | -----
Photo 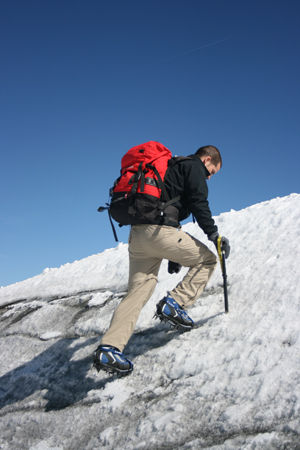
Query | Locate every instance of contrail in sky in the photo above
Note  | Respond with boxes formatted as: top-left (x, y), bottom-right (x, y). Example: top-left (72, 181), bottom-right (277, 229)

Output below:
top-left (164, 37), bottom-right (230, 63)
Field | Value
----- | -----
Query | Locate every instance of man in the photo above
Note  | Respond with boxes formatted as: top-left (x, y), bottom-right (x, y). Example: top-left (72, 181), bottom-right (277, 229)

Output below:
top-left (93, 145), bottom-right (230, 375)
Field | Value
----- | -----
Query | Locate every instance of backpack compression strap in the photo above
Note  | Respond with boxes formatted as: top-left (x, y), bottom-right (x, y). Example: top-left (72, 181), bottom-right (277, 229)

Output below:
top-left (129, 162), bottom-right (144, 195)
top-left (146, 164), bottom-right (169, 201)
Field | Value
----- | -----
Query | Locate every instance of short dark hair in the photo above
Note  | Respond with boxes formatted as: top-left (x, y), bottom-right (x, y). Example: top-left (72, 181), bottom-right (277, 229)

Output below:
top-left (195, 145), bottom-right (222, 167)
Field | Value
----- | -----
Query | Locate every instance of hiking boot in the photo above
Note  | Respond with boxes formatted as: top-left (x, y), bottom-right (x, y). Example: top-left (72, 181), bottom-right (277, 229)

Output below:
top-left (93, 345), bottom-right (133, 375)
top-left (156, 296), bottom-right (194, 330)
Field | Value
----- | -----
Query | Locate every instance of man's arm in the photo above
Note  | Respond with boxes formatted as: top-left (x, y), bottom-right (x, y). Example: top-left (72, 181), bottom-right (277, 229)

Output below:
top-left (184, 161), bottom-right (218, 236)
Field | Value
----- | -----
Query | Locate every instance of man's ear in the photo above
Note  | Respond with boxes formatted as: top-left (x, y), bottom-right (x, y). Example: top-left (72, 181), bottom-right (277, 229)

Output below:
top-left (201, 155), bottom-right (212, 165)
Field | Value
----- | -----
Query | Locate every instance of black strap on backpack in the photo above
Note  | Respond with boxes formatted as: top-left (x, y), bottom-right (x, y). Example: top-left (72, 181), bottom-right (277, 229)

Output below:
top-left (146, 163), bottom-right (170, 202)
top-left (129, 162), bottom-right (143, 194)
top-left (97, 203), bottom-right (119, 242)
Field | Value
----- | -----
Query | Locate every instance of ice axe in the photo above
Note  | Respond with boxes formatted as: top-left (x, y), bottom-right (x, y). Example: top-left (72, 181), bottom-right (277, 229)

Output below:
top-left (217, 236), bottom-right (229, 313)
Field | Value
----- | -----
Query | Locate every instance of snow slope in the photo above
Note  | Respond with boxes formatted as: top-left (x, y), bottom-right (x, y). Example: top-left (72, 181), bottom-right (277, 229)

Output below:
top-left (0, 194), bottom-right (299, 449)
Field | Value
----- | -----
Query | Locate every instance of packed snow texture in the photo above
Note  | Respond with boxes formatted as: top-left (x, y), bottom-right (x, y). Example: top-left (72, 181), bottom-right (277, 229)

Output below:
top-left (0, 194), bottom-right (299, 449)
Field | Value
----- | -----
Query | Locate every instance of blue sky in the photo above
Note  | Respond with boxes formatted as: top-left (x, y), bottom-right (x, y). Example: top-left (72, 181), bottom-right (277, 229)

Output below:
top-left (1, 0), bottom-right (299, 286)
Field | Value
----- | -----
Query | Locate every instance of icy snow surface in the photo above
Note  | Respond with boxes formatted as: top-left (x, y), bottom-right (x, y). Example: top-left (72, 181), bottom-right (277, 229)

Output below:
top-left (0, 194), bottom-right (299, 449)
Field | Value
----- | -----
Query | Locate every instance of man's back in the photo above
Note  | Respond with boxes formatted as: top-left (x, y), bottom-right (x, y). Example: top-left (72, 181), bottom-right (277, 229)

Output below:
top-left (164, 155), bottom-right (217, 236)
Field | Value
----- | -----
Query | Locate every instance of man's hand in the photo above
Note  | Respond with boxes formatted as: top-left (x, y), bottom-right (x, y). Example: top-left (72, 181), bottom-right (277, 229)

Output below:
top-left (208, 232), bottom-right (230, 259)
top-left (168, 261), bottom-right (182, 274)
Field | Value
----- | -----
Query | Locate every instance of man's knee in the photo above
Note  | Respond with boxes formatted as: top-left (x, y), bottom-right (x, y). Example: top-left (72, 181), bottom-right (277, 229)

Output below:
top-left (203, 248), bottom-right (217, 268)
top-left (128, 273), bottom-right (158, 291)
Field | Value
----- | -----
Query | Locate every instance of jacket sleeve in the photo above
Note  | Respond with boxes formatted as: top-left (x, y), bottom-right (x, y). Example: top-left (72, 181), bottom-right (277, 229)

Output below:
top-left (184, 162), bottom-right (218, 236)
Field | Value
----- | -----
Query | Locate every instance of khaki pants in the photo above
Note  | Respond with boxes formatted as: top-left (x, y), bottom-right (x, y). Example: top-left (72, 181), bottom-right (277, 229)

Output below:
top-left (101, 224), bottom-right (217, 351)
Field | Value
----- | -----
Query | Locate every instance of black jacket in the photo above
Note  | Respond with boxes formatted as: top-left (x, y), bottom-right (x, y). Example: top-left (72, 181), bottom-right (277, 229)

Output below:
top-left (163, 154), bottom-right (218, 237)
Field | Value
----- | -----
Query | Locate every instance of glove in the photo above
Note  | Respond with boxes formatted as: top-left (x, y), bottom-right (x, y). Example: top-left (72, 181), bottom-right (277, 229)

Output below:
top-left (168, 261), bottom-right (182, 274)
top-left (208, 232), bottom-right (230, 259)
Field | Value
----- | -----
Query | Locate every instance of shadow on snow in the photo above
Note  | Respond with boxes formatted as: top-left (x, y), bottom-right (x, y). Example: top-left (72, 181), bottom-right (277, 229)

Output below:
top-left (0, 314), bottom-right (221, 412)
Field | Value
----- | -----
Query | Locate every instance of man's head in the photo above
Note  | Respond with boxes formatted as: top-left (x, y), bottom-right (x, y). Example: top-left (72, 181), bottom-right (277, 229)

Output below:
top-left (195, 145), bottom-right (222, 179)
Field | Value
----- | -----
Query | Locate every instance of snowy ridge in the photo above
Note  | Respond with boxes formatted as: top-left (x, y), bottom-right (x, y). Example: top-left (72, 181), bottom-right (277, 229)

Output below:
top-left (0, 194), bottom-right (299, 449)
top-left (0, 243), bottom-right (130, 306)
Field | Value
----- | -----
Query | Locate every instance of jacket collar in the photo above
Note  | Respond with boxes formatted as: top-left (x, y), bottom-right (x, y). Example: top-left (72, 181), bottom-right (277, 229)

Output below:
top-left (188, 154), bottom-right (210, 178)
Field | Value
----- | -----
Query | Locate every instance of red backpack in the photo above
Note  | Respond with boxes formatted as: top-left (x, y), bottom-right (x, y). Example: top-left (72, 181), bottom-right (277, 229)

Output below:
top-left (99, 141), bottom-right (180, 240)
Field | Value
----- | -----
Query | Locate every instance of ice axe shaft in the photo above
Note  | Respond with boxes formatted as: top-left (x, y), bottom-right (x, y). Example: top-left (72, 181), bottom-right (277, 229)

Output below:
top-left (217, 236), bottom-right (229, 313)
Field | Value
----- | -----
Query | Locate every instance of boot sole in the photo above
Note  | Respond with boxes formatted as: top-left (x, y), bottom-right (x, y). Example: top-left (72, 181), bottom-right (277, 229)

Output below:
top-left (155, 312), bottom-right (194, 330)
top-left (93, 359), bottom-right (133, 376)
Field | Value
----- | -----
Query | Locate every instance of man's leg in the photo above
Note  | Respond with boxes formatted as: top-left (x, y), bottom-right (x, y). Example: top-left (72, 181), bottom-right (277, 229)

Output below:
top-left (145, 226), bottom-right (217, 308)
top-left (169, 236), bottom-right (217, 308)
top-left (100, 228), bottom-right (161, 352)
